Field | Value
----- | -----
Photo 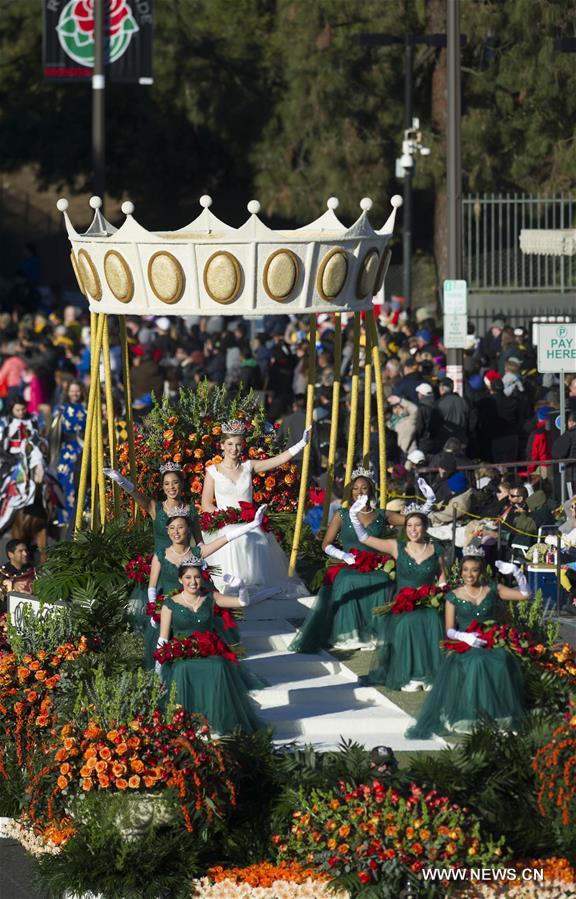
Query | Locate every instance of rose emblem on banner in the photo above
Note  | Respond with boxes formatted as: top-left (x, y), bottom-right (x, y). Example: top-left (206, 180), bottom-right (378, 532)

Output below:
top-left (57, 0), bottom-right (139, 67)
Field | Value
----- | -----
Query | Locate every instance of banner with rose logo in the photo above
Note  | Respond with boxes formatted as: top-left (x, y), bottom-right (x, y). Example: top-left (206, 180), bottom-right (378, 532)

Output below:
top-left (43, 0), bottom-right (153, 83)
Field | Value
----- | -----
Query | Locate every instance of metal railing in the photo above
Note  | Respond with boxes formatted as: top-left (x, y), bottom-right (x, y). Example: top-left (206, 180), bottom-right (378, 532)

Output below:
top-left (463, 193), bottom-right (576, 293)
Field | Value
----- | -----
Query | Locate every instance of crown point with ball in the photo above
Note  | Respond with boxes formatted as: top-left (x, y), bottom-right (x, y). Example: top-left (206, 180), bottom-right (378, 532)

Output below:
top-left (89, 196), bottom-right (103, 210)
top-left (199, 195), bottom-right (213, 208)
top-left (247, 200), bottom-right (261, 215)
top-left (56, 198), bottom-right (69, 212)
top-left (121, 201), bottom-right (135, 215)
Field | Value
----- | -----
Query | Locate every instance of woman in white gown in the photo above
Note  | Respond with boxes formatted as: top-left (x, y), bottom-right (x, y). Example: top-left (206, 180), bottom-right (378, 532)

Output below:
top-left (201, 419), bottom-right (310, 597)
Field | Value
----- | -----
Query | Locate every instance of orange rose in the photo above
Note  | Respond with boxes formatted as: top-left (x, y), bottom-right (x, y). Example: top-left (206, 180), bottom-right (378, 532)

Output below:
top-left (253, 492), bottom-right (263, 503)
top-left (191, 480), bottom-right (202, 494)
top-left (193, 463), bottom-right (203, 473)
top-left (84, 747), bottom-right (97, 759)
top-left (116, 742), bottom-right (128, 756)
top-left (95, 760), bottom-right (108, 774)
top-left (327, 838), bottom-right (337, 850)
top-left (265, 476), bottom-right (276, 489)
top-left (115, 778), bottom-right (128, 790)
top-left (163, 430), bottom-right (174, 441)
top-left (84, 723), bottom-right (101, 740)
top-left (338, 824), bottom-right (350, 838)
top-left (26, 691), bottom-right (39, 702)
top-left (338, 843), bottom-right (350, 855)
top-left (35, 670), bottom-right (47, 681)
top-left (127, 736), bottom-right (140, 750)
top-left (29, 660), bottom-right (41, 671)
top-left (99, 747), bottom-right (111, 760)
top-left (201, 434), bottom-right (210, 444)
top-left (194, 448), bottom-right (204, 459)
top-left (128, 775), bottom-right (141, 789)
top-left (168, 416), bottom-right (178, 426)
top-left (85, 757), bottom-right (97, 770)
top-left (143, 775), bottom-right (158, 788)
top-left (106, 730), bottom-right (119, 743)
top-left (98, 775), bottom-right (110, 788)
top-left (17, 667), bottom-right (30, 680)
top-left (80, 766), bottom-right (92, 778)
top-left (55, 748), bottom-right (68, 762)
top-left (112, 762), bottom-right (126, 778)
top-left (60, 763), bottom-right (71, 775)
top-left (57, 775), bottom-right (68, 790)
top-left (82, 778), bottom-right (93, 791)
top-left (172, 453), bottom-right (182, 464)
top-left (130, 759), bottom-right (144, 773)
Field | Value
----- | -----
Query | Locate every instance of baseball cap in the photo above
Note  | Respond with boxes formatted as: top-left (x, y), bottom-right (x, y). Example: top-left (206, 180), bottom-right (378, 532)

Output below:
top-left (407, 449), bottom-right (426, 465)
top-left (155, 317), bottom-right (171, 331)
top-left (415, 382), bottom-right (433, 396)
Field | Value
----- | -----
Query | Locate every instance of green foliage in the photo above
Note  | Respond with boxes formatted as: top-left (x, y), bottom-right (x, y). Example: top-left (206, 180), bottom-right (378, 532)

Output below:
top-left (34, 799), bottom-right (200, 899)
top-left (72, 665), bottom-right (175, 727)
top-left (7, 604), bottom-right (75, 658)
top-left (509, 589), bottom-right (560, 646)
top-left (33, 516), bottom-right (152, 603)
top-left (406, 712), bottom-right (561, 860)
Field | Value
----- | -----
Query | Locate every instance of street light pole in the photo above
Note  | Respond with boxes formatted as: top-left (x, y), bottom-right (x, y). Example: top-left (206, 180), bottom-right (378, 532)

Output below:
top-left (92, 0), bottom-right (106, 206)
top-left (403, 37), bottom-right (414, 314)
top-left (446, 0), bottom-right (463, 392)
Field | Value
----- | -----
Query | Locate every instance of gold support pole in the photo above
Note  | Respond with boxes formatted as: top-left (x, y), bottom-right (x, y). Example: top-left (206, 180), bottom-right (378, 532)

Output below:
top-left (95, 384), bottom-right (106, 528)
top-left (75, 312), bottom-right (106, 534)
top-left (362, 320), bottom-right (372, 468)
top-left (89, 313), bottom-right (98, 529)
top-left (342, 312), bottom-right (361, 506)
top-left (366, 310), bottom-right (387, 507)
top-left (321, 313), bottom-right (342, 530)
top-left (289, 314), bottom-right (317, 576)
top-left (90, 397), bottom-right (98, 529)
top-left (102, 316), bottom-right (120, 516)
top-left (119, 317), bottom-right (137, 519)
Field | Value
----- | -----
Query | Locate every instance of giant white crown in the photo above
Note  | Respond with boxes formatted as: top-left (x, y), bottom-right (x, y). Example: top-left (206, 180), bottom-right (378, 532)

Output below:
top-left (57, 194), bottom-right (402, 317)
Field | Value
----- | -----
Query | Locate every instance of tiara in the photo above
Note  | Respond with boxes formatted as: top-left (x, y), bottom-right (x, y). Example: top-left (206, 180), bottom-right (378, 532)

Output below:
top-left (352, 466), bottom-right (376, 483)
top-left (179, 556), bottom-right (208, 570)
top-left (221, 420), bottom-right (246, 436)
top-left (166, 505), bottom-right (190, 520)
top-left (463, 545), bottom-right (485, 558)
top-left (403, 502), bottom-right (428, 517)
top-left (160, 461), bottom-right (182, 474)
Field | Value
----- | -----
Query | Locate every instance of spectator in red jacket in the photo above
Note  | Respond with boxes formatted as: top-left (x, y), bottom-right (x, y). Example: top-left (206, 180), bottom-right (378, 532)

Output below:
top-left (527, 406), bottom-right (552, 476)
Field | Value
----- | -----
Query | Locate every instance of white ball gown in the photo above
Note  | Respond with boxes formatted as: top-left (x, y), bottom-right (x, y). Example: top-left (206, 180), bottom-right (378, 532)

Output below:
top-left (203, 461), bottom-right (307, 597)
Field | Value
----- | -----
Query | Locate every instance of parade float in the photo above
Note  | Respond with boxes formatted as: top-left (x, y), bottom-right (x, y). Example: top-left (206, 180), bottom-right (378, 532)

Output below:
top-left (0, 195), bottom-right (575, 898)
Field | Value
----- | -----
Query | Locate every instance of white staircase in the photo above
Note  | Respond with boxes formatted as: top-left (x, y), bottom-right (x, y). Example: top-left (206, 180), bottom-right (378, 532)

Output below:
top-left (239, 596), bottom-right (447, 752)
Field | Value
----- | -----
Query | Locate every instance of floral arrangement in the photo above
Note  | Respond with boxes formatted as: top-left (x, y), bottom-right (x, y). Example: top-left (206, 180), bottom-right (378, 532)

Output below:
top-left (28, 708), bottom-right (236, 838)
top-left (153, 631), bottom-right (238, 666)
top-left (374, 583), bottom-right (447, 616)
top-left (323, 549), bottom-right (395, 586)
top-left (0, 637), bottom-right (89, 774)
top-left (0, 611), bottom-right (10, 654)
top-left (205, 861), bottom-right (333, 887)
top-left (192, 862), bottom-right (344, 898)
top-left (117, 384), bottom-right (299, 514)
top-left (533, 715), bottom-right (576, 827)
top-left (535, 642), bottom-right (576, 688)
top-left (275, 779), bottom-right (507, 889)
top-left (0, 816), bottom-right (70, 856)
top-left (200, 501), bottom-right (272, 534)
top-left (125, 553), bottom-right (152, 584)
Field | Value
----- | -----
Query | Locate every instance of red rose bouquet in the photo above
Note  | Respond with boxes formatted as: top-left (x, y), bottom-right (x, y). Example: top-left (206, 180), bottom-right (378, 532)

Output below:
top-left (153, 631), bottom-right (238, 665)
top-left (374, 583), bottom-right (448, 617)
top-left (145, 592), bottom-right (166, 625)
top-left (200, 501), bottom-right (271, 534)
top-left (442, 620), bottom-right (537, 657)
top-left (324, 549), bottom-right (396, 586)
top-left (125, 554), bottom-right (152, 584)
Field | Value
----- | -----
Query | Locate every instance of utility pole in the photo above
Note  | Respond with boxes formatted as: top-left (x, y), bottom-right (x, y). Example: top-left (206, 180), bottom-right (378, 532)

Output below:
top-left (445, 0), bottom-right (463, 393)
top-left (353, 32), bottom-right (441, 313)
top-left (92, 0), bottom-right (106, 206)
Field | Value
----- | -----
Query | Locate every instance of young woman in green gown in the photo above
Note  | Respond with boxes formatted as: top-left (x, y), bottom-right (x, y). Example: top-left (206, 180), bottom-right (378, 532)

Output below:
top-left (155, 562), bottom-right (263, 734)
top-left (104, 462), bottom-right (202, 628)
top-left (406, 550), bottom-right (530, 739)
top-left (289, 471), bottom-right (396, 653)
top-left (143, 508), bottom-right (266, 668)
top-left (348, 494), bottom-right (446, 691)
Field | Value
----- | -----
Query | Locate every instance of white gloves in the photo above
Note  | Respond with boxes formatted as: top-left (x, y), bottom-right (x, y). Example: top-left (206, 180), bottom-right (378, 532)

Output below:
top-left (447, 627), bottom-right (486, 648)
top-left (349, 495), bottom-right (369, 543)
top-left (226, 505), bottom-right (267, 540)
top-left (104, 468), bottom-right (135, 494)
top-left (154, 636), bottom-right (167, 677)
top-left (222, 573), bottom-right (244, 589)
top-left (417, 477), bottom-right (436, 514)
top-left (237, 587), bottom-right (250, 607)
top-left (495, 560), bottom-right (530, 597)
top-left (325, 544), bottom-right (356, 565)
top-left (288, 426), bottom-right (312, 457)
top-left (148, 587), bottom-right (157, 601)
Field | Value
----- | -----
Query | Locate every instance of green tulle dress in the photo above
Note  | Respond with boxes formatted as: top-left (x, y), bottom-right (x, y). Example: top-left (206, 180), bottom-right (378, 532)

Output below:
top-left (406, 584), bottom-right (526, 739)
top-left (289, 509), bottom-right (394, 653)
top-left (366, 542), bottom-right (444, 690)
top-left (143, 545), bottom-right (203, 669)
top-left (159, 593), bottom-right (264, 734)
top-left (129, 500), bottom-right (199, 631)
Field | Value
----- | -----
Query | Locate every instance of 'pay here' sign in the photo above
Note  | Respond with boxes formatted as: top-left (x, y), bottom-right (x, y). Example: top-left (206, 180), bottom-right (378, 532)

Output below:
top-left (537, 323), bottom-right (576, 373)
